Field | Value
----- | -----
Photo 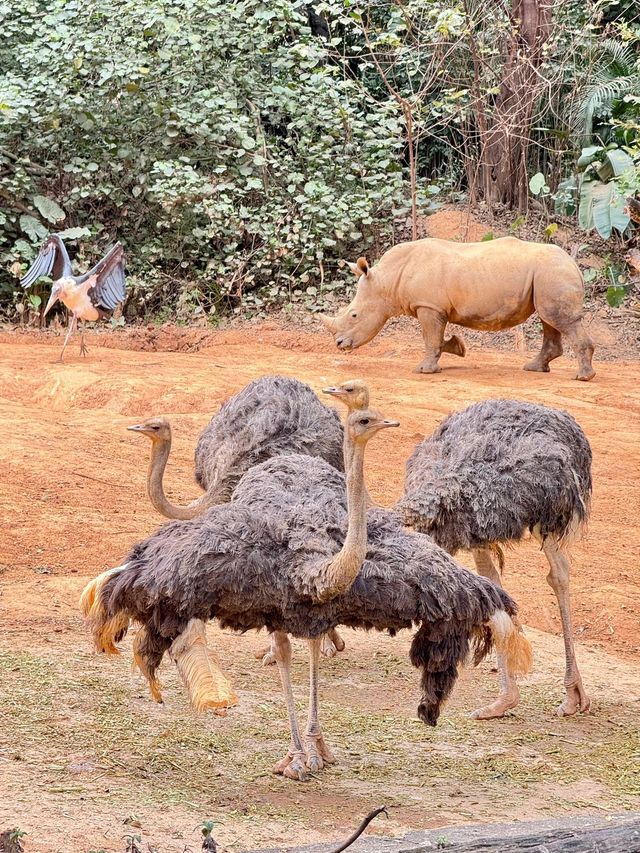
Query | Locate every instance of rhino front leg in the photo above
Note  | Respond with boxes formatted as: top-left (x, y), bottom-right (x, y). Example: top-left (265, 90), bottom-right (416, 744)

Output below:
top-left (414, 308), bottom-right (461, 373)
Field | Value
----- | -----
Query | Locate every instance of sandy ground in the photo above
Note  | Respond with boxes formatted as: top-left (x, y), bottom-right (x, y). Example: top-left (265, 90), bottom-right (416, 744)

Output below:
top-left (0, 325), bottom-right (639, 852)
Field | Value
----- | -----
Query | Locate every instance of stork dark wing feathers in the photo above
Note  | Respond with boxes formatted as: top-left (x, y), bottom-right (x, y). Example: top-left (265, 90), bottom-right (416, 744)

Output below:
top-left (21, 235), bottom-right (73, 288)
top-left (81, 243), bottom-right (127, 310)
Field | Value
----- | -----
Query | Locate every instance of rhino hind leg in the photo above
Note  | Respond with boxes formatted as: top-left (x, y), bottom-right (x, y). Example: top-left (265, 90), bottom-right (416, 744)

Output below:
top-left (524, 322), bottom-right (563, 373)
top-left (564, 319), bottom-right (596, 381)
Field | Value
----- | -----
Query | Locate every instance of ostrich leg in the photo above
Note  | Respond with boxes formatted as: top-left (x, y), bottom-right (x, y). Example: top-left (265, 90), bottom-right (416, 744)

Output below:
top-left (258, 628), bottom-right (344, 666)
top-left (303, 637), bottom-right (335, 772)
top-left (58, 314), bottom-right (78, 362)
top-left (272, 631), bottom-right (309, 781)
top-left (540, 534), bottom-right (590, 715)
top-left (470, 545), bottom-right (521, 720)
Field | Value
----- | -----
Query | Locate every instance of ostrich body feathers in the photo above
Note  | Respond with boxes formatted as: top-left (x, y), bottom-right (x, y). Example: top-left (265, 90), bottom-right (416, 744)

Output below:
top-left (192, 376), bottom-right (344, 500)
top-left (398, 399), bottom-right (592, 554)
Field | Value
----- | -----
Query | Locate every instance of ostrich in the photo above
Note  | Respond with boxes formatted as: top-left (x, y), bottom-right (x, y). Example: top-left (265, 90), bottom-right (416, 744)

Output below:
top-left (128, 375), bottom-right (344, 519)
top-left (81, 409), bottom-right (532, 781)
top-left (128, 375), bottom-right (347, 662)
top-left (397, 398), bottom-right (591, 718)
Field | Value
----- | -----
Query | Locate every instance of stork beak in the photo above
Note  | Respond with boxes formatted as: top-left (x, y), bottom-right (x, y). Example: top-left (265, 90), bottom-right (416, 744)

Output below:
top-left (322, 386), bottom-right (346, 398)
top-left (43, 290), bottom-right (60, 317)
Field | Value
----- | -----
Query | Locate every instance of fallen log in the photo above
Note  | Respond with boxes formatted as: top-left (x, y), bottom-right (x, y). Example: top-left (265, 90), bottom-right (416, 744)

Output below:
top-left (401, 819), bottom-right (640, 853)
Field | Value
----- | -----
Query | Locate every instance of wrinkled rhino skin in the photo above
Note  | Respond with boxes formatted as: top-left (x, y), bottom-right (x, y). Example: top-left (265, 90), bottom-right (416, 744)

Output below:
top-left (320, 237), bottom-right (595, 381)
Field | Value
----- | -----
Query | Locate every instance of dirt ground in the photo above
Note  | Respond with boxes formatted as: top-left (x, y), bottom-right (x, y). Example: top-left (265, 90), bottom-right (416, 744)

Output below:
top-left (0, 323), bottom-right (639, 853)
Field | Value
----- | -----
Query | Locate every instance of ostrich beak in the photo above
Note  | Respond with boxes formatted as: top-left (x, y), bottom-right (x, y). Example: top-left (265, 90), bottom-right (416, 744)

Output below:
top-left (379, 419), bottom-right (400, 429)
top-left (322, 386), bottom-right (347, 398)
top-left (127, 424), bottom-right (145, 432)
top-left (43, 290), bottom-right (60, 317)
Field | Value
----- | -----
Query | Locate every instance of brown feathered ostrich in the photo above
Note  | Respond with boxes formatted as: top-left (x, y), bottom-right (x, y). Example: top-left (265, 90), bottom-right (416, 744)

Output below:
top-left (81, 407), bottom-right (532, 781)
top-left (128, 375), bottom-right (346, 663)
top-left (397, 399), bottom-right (591, 717)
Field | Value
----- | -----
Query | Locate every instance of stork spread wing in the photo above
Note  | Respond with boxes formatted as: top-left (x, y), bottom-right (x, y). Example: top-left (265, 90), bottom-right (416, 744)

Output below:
top-left (20, 235), bottom-right (73, 288)
top-left (78, 242), bottom-right (127, 310)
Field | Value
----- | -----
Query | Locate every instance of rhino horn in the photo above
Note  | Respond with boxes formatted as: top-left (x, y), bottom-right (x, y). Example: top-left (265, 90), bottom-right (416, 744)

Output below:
top-left (318, 313), bottom-right (338, 334)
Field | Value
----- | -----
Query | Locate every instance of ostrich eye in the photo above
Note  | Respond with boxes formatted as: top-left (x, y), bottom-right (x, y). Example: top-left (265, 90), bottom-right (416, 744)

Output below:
top-left (360, 418), bottom-right (370, 425)
top-left (350, 312), bottom-right (357, 318)
top-left (152, 425), bottom-right (159, 430)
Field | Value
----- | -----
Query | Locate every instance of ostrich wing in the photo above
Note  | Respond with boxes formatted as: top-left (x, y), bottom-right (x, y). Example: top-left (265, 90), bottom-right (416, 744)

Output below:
top-left (21, 235), bottom-right (73, 288)
top-left (77, 242), bottom-right (126, 310)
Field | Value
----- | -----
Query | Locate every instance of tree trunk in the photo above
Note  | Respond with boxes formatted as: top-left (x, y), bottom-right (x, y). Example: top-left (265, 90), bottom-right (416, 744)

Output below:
top-left (478, 0), bottom-right (553, 211)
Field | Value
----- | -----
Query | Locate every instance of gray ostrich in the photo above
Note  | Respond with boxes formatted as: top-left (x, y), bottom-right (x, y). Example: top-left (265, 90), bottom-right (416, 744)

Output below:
top-left (81, 409), bottom-right (532, 781)
top-left (129, 374), bottom-right (347, 663)
top-left (397, 399), bottom-right (591, 717)
top-left (128, 375), bottom-right (344, 518)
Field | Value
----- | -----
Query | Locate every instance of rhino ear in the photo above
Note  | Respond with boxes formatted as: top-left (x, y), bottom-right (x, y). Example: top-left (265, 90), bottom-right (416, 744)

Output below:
top-left (347, 257), bottom-right (370, 278)
top-left (356, 257), bottom-right (369, 276)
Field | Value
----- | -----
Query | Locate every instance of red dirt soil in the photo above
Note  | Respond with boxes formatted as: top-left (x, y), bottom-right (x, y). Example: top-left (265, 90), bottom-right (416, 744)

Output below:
top-left (0, 323), bottom-right (638, 852)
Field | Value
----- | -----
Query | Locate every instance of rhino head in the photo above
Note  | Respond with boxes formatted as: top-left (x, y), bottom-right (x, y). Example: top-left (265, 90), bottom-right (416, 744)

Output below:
top-left (319, 257), bottom-right (391, 350)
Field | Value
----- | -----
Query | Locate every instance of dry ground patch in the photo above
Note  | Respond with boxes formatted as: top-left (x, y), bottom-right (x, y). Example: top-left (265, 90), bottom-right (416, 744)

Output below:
top-left (0, 327), bottom-right (639, 851)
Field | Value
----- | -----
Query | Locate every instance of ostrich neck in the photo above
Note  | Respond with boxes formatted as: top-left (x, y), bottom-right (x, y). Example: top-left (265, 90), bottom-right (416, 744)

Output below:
top-left (147, 440), bottom-right (212, 521)
top-left (320, 439), bottom-right (368, 600)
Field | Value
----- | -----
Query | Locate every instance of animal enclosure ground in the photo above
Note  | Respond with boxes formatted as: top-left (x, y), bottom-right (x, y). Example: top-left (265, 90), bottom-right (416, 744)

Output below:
top-left (0, 325), bottom-right (638, 853)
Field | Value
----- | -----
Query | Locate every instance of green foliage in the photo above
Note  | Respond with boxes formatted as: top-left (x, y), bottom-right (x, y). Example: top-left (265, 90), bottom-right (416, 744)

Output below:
top-left (0, 0), bottom-right (408, 316)
top-left (577, 146), bottom-right (634, 238)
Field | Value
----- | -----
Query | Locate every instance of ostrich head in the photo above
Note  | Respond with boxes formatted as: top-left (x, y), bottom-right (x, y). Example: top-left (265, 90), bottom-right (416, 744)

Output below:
top-left (127, 417), bottom-right (171, 443)
top-left (322, 379), bottom-right (369, 411)
top-left (347, 408), bottom-right (399, 444)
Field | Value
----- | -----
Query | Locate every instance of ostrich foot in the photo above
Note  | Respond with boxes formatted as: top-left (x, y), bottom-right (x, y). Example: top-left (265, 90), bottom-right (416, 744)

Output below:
top-left (304, 732), bottom-right (335, 772)
top-left (557, 680), bottom-right (590, 716)
top-left (79, 337), bottom-right (89, 357)
top-left (471, 688), bottom-right (520, 720)
top-left (256, 645), bottom-right (277, 666)
top-left (321, 629), bottom-right (345, 658)
top-left (273, 750), bottom-right (309, 782)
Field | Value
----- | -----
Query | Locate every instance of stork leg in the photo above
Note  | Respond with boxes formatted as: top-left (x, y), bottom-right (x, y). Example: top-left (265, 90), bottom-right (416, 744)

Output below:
top-left (470, 545), bottom-right (521, 720)
top-left (58, 314), bottom-right (78, 363)
top-left (271, 632), bottom-right (309, 781)
top-left (79, 320), bottom-right (89, 357)
top-left (539, 534), bottom-right (590, 716)
top-left (304, 637), bottom-right (335, 771)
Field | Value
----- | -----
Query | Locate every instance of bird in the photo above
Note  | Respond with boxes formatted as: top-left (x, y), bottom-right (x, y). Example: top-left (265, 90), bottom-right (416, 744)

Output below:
top-left (397, 398), bottom-right (591, 718)
top-left (127, 375), bottom-right (345, 519)
top-left (81, 407), bottom-right (532, 781)
top-left (20, 234), bottom-right (126, 361)
top-left (128, 375), bottom-right (347, 662)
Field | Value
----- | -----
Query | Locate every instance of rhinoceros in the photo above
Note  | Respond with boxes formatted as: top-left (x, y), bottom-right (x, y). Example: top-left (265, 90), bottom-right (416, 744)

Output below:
top-left (320, 236), bottom-right (595, 381)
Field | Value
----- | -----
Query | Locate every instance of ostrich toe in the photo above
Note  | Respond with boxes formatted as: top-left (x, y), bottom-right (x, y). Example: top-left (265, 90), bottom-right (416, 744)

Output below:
top-left (557, 680), bottom-right (590, 716)
top-left (470, 689), bottom-right (520, 720)
top-left (304, 732), bottom-right (335, 772)
top-left (273, 751), bottom-right (309, 782)
top-left (254, 642), bottom-right (277, 666)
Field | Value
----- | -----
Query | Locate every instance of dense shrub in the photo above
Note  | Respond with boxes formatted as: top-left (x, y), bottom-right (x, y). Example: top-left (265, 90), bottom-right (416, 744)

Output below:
top-left (0, 0), bottom-right (407, 318)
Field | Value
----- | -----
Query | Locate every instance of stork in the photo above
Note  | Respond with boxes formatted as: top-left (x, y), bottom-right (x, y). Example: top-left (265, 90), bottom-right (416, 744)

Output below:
top-left (21, 235), bottom-right (126, 362)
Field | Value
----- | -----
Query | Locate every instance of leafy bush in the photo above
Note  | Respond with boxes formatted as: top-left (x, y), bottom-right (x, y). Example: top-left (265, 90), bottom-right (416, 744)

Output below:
top-left (0, 0), bottom-right (408, 318)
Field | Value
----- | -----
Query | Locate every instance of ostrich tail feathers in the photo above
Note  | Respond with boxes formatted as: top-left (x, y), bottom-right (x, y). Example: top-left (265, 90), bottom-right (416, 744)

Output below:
top-left (169, 619), bottom-right (238, 714)
top-left (79, 564), bottom-right (129, 655)
top-left (490, 610), bottom-right (533, 676)
top-left (132, 628), bottom-right (163, 703)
